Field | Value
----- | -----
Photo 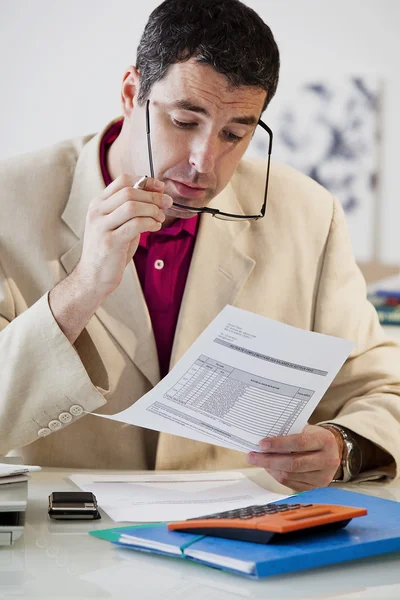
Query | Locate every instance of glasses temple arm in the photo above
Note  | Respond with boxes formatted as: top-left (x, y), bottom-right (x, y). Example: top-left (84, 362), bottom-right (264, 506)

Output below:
top-left (146, 100), bottom-right (155, 179)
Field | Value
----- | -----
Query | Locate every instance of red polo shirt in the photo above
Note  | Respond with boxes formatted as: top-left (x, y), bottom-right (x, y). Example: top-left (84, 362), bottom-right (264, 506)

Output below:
top-left (100, 120), bottom-right (199, 378)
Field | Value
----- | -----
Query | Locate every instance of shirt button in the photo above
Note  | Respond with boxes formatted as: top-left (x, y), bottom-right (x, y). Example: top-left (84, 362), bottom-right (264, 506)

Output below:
top-left (48, 420), bottom-right (62, 431)
top-left (69, 404), bottom-right (83, 416)
top-left (154, 259), bottom-right (164, 270)
top-left (38, 428), bottom-right (51, 437)
top-left (59, 412), bottom-right (72, 424)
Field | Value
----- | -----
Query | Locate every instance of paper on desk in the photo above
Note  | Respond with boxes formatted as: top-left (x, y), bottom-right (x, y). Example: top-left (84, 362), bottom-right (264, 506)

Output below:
top-left (93, 305), bottom-right (353, 453)
top-left (0, 464), bottom-right (41, 477)
top-left (69, 471), bottom-right (288, 522)
top-left (89, 471), bottom-right (247, 483)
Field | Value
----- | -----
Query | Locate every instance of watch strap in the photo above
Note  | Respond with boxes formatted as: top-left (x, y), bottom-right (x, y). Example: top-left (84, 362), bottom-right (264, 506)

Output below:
top-left (320, 424), bottom-right (346, 481)
top-left (321, 423), bottom-right (361, 483)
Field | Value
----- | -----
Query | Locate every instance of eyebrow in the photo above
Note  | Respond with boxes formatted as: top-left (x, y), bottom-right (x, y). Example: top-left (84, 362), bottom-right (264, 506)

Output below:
top-left (170, 99), bottom-right (258, 126)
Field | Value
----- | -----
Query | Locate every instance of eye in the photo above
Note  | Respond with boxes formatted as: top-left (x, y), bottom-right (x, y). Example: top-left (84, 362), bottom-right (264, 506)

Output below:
top-left (172, 118), bottom-right (197, 129)
top-left (223, 131), bottom-right (243, 143)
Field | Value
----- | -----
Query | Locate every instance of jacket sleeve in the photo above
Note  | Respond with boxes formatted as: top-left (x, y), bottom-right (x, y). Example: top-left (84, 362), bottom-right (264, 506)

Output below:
top-left (312, 196), bottom-right (400, 481)
top-left (0, 259), bottom-right (109, 455)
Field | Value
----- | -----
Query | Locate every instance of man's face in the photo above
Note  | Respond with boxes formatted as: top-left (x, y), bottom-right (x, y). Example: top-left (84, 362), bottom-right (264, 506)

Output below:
top-left (123, 59), bottom-right (267, 219)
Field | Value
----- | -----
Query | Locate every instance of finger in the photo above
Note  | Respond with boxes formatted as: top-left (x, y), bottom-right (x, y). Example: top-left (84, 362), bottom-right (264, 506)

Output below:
top-left (104, 199), bottom-right (165, 231)
top-left (268, 469), bottom-right (333, 490)
top-left (99, 174), bottom-right (165, 201)
top-left (259, 431), bottom-right (324, 454)
top-left (100, 186), bottom-right (173, 215)
top-left (136, 175), bottom-right (165, 192)
top-left (248, 450), bottom-right (326, 473)
top-left (113, 216), bottom-right (162, 243)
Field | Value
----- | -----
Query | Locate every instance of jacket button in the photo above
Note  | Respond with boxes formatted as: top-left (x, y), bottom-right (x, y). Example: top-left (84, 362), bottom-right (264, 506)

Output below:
top-left (48, 420), bottom-right (62, 431)
top-left (69, 405), bottom-right (83, 416)
top-left (38, 428), bottom-right (51, 437)
top-left (59, 412), bottom-right (72, 424)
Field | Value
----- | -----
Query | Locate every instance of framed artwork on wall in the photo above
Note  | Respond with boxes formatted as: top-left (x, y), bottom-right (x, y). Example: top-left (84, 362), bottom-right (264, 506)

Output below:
top-left (264, 76), bottom-right (381, 262)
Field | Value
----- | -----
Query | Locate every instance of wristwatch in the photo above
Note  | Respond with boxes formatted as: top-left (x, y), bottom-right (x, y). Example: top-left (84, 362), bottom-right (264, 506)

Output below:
top-left (322, 423), bottom-right (363, 483)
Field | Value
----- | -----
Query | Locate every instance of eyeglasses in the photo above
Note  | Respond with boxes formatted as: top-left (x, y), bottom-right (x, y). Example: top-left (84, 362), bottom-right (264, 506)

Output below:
top-left (145, 100), bottom-right (273, 221)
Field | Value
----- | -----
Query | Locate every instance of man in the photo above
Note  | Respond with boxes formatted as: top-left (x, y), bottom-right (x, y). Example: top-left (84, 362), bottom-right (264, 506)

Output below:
top-left (0, 0), bottom-right (398, 491)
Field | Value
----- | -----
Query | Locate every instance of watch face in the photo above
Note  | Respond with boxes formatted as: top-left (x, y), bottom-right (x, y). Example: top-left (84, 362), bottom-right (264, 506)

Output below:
top-left (347, 438), bottom-right (363, 477)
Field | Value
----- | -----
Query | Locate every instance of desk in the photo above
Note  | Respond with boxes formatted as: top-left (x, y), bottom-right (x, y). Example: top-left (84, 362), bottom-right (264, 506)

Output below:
top-left (1, 468), bottom-right (400, 599)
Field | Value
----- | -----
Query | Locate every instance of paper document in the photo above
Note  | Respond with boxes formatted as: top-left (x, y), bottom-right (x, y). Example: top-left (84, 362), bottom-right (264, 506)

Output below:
top-left (0, 464), bottom-right (41, 484)
top-left (69, 471), bottom-right (288, 522)
top-left (93, 305), bottom-right (353, 452)
top-left (0, 464), bottom-right (41, 477)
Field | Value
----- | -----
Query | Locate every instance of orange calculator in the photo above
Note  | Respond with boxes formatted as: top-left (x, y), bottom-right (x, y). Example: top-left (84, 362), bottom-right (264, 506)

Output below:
top-left (168, 502), bottom-right (368, 544)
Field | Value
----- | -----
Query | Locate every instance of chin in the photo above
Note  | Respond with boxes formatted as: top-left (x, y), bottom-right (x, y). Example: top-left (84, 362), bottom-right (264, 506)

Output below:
top-left (165, 206), bottom-right (198, 219)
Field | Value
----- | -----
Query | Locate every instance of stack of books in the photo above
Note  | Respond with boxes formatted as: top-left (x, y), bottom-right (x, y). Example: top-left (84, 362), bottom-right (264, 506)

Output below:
top-left (368, 274), bottom-right (400, 326)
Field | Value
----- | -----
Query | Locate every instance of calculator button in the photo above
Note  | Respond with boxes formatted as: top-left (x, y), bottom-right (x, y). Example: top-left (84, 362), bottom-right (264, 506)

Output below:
top-left (185, 502), bottom-right (317, 523)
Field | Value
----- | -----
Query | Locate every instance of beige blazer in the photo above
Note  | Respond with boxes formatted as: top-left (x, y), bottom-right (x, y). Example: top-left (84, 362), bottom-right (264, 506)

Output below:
top-left (1, 120), bottom-right (400, 477)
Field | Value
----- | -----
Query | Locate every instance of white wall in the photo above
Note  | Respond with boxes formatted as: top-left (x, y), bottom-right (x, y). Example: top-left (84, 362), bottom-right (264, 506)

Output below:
top-left (1, 0), bottom-right (399, 263)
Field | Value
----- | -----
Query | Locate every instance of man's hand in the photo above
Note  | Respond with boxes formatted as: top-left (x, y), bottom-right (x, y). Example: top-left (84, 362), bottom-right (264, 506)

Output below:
top-left (76, 174), bottom-right (173, 299)
top-left (49, 174), bottom-right (173, 345)
top-left (247, 424), bottom-right (342, 491)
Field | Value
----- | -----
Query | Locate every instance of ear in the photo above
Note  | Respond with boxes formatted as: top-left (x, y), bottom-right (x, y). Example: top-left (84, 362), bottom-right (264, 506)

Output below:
top-left (120, 66), bottom-right (141, 118)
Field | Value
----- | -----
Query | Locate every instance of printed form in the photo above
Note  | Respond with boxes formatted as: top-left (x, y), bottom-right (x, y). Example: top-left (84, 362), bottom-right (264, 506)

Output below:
top-left (69, 471), bottom-right (288, 522)
top-left (94, 305), bottom-right (354, 452)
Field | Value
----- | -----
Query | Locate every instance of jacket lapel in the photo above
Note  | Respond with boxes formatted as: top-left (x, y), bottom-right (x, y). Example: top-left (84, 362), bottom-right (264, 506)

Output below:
top-left (170, 183), bottom-right (255, 368)
top-left (59, 121), bottom-right (257, 385)
top-left (60, 124), bottom-right (160, 387)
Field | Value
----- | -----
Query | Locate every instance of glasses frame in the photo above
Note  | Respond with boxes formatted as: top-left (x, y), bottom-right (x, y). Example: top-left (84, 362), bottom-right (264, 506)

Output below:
top-left (145, 99), bottom-right (273, 221)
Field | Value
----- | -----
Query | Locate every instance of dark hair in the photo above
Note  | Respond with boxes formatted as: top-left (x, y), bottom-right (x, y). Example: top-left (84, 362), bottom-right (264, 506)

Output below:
top-left (136, 0), bottom-right (280, 112)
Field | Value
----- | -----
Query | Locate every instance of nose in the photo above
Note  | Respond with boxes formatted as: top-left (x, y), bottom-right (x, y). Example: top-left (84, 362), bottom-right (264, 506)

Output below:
top-left (189, 135), bottom-right (218, 174)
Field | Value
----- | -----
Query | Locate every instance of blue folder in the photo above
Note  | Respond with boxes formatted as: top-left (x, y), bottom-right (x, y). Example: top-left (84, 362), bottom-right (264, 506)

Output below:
top-left (111, 487), bottom-right (400, 579)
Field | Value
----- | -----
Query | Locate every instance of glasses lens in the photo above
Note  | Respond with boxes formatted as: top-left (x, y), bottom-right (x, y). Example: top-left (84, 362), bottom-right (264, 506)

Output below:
top-left (243, 121), bottom-right (270, 162)
top-left (211, 122), bottom-right (270, 221)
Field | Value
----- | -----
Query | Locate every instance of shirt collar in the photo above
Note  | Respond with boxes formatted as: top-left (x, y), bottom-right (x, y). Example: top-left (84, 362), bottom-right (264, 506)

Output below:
top-left (139, 215), bottom-right (199, 248)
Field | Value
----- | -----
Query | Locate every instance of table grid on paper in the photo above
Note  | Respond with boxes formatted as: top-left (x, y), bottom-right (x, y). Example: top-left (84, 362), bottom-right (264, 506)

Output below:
top-left (164, 355), bottom-right (315, 437)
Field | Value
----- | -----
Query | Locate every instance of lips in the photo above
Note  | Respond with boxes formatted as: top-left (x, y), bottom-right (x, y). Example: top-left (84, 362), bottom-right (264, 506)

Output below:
top-left (173, 180), bottom-right (206, 190)
top-left (170, 179), bottom-right (207, 199)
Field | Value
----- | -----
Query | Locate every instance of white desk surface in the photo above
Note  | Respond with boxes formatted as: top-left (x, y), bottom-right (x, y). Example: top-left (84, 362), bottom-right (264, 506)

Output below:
top-left (1, 467), bottom-right (400, 599)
